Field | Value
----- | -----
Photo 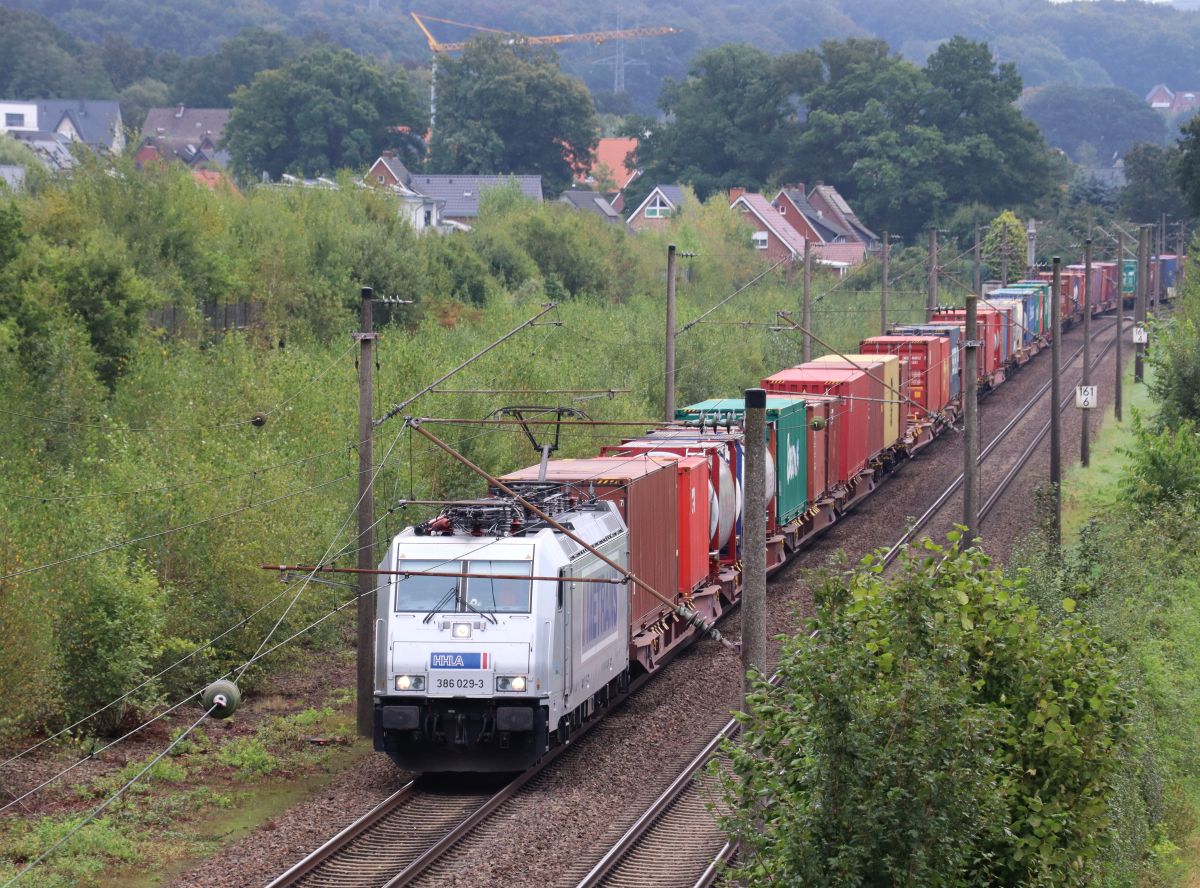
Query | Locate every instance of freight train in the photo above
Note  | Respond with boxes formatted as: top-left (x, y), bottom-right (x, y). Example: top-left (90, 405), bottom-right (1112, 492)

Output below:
top-left (372, 256), bottom-right (1182, 773)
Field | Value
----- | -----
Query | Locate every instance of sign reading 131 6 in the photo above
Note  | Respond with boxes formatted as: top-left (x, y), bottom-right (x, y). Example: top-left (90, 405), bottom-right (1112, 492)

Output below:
top-left (1075, 386), bottom-right (1098, 409)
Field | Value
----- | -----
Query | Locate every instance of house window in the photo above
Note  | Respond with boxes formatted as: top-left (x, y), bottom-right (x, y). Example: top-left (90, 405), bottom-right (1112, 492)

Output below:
top-left (423, 209), bottom-right (432, 227)
top-left (778, 204), bottom-right (787, 214)
top-left (377, 174), bottom-right (385, 183)
top-left (644, 194), bottom-right (672, 218)
top-left (752, 231), bottom-right (769, 250)
top-left (5, 113), bottom-right (24, 128)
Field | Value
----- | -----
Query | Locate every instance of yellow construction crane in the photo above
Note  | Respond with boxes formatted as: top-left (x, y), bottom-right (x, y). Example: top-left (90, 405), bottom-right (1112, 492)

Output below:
top-left (411, 12), bottom-right (680, 129)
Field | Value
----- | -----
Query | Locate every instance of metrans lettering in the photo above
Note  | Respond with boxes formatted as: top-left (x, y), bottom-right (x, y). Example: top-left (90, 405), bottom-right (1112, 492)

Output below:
top-left (430, 652), bottom-right (487, 669)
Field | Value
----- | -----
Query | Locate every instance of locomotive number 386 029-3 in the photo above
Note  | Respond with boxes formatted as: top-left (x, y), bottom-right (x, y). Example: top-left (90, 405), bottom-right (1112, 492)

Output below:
top-left (435, 677), bottom-right (485, 690)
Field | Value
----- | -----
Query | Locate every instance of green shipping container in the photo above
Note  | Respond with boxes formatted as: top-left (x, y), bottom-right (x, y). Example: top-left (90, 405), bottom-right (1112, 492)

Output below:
top-left (675, 397), bottom-right (809, 523)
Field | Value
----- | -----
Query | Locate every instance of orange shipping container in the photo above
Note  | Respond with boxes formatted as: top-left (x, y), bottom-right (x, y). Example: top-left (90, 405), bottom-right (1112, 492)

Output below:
top-left (675, 456), bottom-right (711, 594)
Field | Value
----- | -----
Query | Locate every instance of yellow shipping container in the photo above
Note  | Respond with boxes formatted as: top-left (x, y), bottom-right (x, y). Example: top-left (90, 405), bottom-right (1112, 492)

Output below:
top-left (810, 354), bottom-right (902, 448)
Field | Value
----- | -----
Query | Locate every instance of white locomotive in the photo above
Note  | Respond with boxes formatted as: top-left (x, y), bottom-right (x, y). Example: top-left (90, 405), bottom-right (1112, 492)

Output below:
top-left (372, 493), bottom-right (633, 772)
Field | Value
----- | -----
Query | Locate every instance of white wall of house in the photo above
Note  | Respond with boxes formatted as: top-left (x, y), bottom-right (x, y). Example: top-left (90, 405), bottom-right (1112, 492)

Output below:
top-left (0, 102), bottom-right (37, 134)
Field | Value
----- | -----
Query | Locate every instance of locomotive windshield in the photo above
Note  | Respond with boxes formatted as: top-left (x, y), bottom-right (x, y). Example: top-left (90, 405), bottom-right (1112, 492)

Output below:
top-left (392, 559), bottom-right (532, 614)
top-left (394, 560), bottom-right (461, 612)
top-left (466, 561), bottom-right (533, 614)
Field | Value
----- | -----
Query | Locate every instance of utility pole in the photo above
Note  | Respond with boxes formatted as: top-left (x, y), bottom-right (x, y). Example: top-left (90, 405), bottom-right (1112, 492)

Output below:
top-left (880, 230), bottom-right (889, 335)
top-left (963, 292), bottom-right (979, 542)
top-left (356, 287), bottom-right (378, 738)
top-left (1026, 218), bottom-right (1037, 279)
top-left (1115, 228), bottom-right (1124, 423)
top-left (1001, 225), bottom-right (1010, 286)
top-left (1135, 225), bottom-right (1149, 384)
top-left (665, 244), bottom-right (677, 421)
top-left (802, 240), bottom-right (813, 362)
top-left (1050, 258), bottom-right (1062, 548)
top-left (741, 388), bottom-right (767, 708)
top-left (1081, 239), bottom-right (1092, 468)
top-left (927, 226), bottom-right (938, 322)
top-left (973, 223), bottom-right (982, 296)
top-left (1160, 213), bottom-right (1168, 306)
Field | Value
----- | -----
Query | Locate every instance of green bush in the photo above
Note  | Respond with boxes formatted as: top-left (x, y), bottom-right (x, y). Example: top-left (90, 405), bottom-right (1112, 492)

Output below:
top-left (1120, 412), bottom-right (1200, 508)
top-left (57, 556), bottom-right (163, 735)
top-left (721, 534), bottom-right (1131, 887)
top-left (216, 736), bottom-right (280, 777)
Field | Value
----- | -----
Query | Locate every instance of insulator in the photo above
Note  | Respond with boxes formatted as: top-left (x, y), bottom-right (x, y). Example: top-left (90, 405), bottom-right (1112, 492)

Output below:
top-left (202, 679), bottom-right (241, 719)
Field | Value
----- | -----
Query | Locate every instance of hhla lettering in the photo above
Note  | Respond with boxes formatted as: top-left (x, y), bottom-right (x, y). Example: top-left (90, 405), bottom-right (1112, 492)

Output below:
top-left (432, 654), bottom-right (465, 667)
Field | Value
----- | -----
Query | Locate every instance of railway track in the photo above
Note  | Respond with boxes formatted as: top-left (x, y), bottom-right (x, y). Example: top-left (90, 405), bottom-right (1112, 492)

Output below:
top-left (268, 315), bottom-right (1131, 888)
top-left (571, 314), bottom-right (1129, 888)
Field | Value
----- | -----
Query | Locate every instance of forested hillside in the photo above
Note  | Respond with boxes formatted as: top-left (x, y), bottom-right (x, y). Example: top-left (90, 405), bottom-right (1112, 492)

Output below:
top-left (7, 0), bottom-right (1200, 113)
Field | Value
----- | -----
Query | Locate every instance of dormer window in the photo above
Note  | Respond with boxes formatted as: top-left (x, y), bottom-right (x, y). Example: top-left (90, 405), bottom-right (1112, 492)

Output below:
top-left (644, 193), bottom-right (672, 218)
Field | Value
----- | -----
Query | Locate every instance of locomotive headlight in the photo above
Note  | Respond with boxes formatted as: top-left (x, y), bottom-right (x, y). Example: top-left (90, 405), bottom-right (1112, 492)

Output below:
top-left (511, 676), bottom-right (527, 692)
top-left (395, 675), bottom-right (425, 691)
top-left (452, 622), bottom-right (472, 639)
top-left (496, 675), bottom-right (527, 692)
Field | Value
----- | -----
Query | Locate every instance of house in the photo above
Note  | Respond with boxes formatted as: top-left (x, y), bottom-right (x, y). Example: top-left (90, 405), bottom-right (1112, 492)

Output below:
top-left (138, 106), bottom-right (230, 167)
top-left (407, 174), bottom-right (543, 227)
top-left (579, 136), bottom-right (640, 190)
top-left (626, 184), bottom-right (685, 231)
top-left (7, 130), bottom-right (75, 172)
top-left (0, 100), bottom-right (124, 152)
top-left (0, 165), bottom-right (25, 191)
top-left (1147, 84), bottom-right (1174, 110)
top-left (368, 151), bottom-right (412, 187)
top-left (1145, 84), bottom-right (1200, 116)
top-left (191, 169), bottom-right (238, 193)
top-left (558, 189), bottom-right (622, 224)
top-left (729, 189), bottom-right (807, 265)
top-left (807, 183), bottom-right (880, 250)
top-left (772, 186), bottom-right (867, 268)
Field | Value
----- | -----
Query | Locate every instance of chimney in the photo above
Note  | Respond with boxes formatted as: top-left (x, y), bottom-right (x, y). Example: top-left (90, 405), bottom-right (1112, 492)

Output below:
top-left (175, 104), bottom-right (185, 118)
top-left (382, 150), bottom-right (395, 158)
top-left (728, 187), bottom-right (746, 203)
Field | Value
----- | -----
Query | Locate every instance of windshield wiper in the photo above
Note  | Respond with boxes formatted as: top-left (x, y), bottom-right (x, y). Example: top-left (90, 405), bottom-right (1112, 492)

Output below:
top-left (422, 584), bottom-right (459, 624)
top-left (462, 596), bottom-right (498, 624)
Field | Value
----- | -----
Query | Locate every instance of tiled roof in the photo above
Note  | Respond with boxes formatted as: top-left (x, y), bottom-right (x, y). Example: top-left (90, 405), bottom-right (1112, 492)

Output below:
top-left (410, 174), bottom-right (543, 217)
top-left (733, 192), bottom-right (807, 256)
top-left (810, 184), bottom-right (878, 245)
top-left (776, 188), bottom-right (845, 242)
top-left (586, 137), bottom-right (639, 188)
top-left (37, 99), bottom-right (122, 147)
top-left (558, 189), bottom-right (621, 222)
top-left (141, 107), bottom-right (229, 147)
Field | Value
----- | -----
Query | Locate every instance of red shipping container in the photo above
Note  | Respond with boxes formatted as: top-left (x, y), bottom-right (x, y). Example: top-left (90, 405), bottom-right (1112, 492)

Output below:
top-left (762, 367), bottom-right (877, 483)
top-left (800, 358), bottom-right (888, 449)
top-left (802, 395), bottom-right (838, 501)
top-left (674, 456), bottom-right (711, 594)
top-left (932, 310), bottom-right (1003, 377)
top-left (500, 457), bottom-right (678, 630)
top-left (858, 335), bottom-right (950, 416)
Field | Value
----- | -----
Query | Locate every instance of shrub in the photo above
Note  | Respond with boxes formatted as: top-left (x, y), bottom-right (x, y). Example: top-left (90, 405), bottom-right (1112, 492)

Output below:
top-left (217, 737), bottom-right (279, 777)
top-left (1120, 412), bottom-right (1200, 508)
top-left (720, 534), bottom-right (1131, 887)
top-left (57, 555), bottom-right (163, 735)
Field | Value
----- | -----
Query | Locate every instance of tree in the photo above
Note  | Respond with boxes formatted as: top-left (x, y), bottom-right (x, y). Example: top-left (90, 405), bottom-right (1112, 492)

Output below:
top-left (0, 7), bottom-right (114, 99)
top-left (629, 44), bottom-right (813, 200)
top-left (984, 210), bottom-right (1026, 280)
top-left (1022, 85), bottom-right (1168, 163)
top-left (173, 27), bottom-right (303, 108)
top-left (428, 38), bottom-right (599, 196)
top-left (119, 77), bottom-right (171, 132)
top-left (791, 37), bottom-right (1050, 238)
top-left (225, 46), bottom-right (425, 181)
top-left (1172, 119), bottom-right (1200, 219)
top-left (1122, 142), bottom-right (1191, 223)
top-left (720, 535), bottom-right (1131, 886)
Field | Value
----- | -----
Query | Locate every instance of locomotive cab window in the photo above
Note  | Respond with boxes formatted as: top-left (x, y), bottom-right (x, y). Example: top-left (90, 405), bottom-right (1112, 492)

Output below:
top-left (394, 560), bottom-right (461, 612)
top-left (466, 561), bottom-right (532, 614)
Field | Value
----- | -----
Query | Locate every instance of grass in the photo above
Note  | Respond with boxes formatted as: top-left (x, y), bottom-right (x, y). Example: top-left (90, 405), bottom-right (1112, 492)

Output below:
top-left (1061, 359), bottom-right (1156, 542)
top-left (0, 692), bottom-right (361, 887)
